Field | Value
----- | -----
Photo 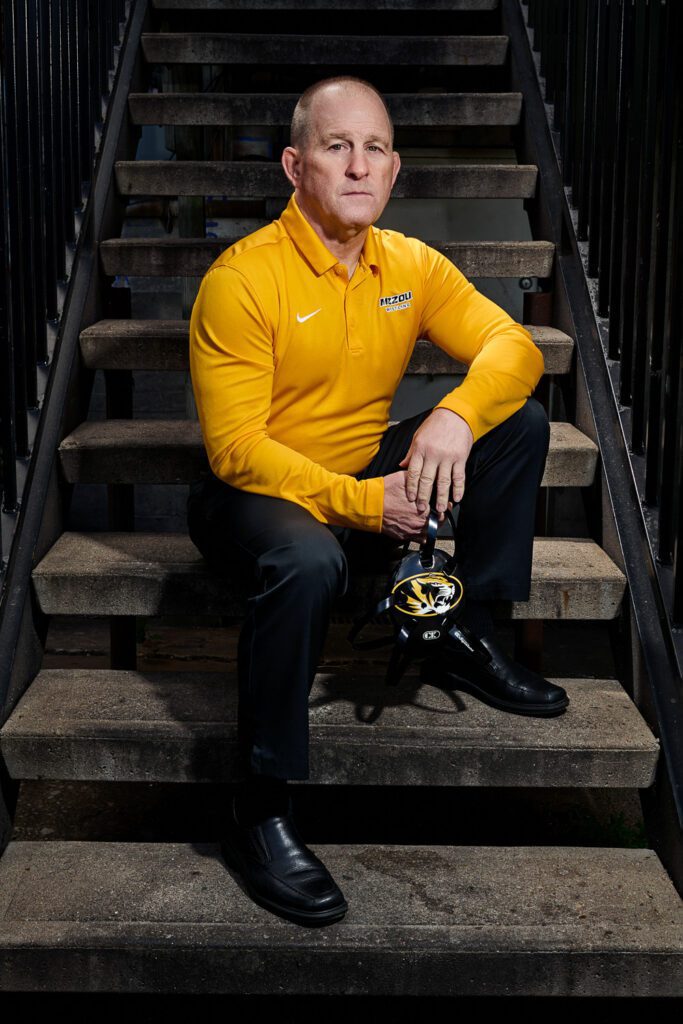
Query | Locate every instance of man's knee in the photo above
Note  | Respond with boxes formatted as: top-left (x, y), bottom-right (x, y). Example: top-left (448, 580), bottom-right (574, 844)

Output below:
top-left (518, 396), bottom-right (550, 442)
top-left (258, 527), bottom-right (349, 599)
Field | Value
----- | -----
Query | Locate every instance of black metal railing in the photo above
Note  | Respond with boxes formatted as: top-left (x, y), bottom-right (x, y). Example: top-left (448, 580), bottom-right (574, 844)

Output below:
top-left (0, 0), bottom-right (129, 576)
top-left (525, 0), bottom-right (683, 640)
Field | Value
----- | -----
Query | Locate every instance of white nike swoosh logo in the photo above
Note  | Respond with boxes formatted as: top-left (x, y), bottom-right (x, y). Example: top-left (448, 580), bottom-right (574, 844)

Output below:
top-left (297, 309), bottom-right (321, 323)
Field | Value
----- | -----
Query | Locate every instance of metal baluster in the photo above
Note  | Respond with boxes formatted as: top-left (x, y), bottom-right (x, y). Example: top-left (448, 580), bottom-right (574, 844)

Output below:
top-left (40, 1), bottom-right (58, 322)
top-left (0, 40), bottom-right (18, 518)
top-left (647, 0), bottom-right (678, 513)
top-left (68, 0), bottom-right (81, 213)
top-left (657, 6), bottom-right (683, 578)
top-left (552, 0), bottom-right (568, 134)
top-left (629, 0), bottom-right (662, 455)
top-left (77, 0), bottom-right (91, 187)
top-left (576, 0), bottom-right (596, 240)
top-left (26, 0), bottom-right (48, 371)
top-left (597, 0), bottom-right (622, 318)
top-left (586, 0), bottom-right (609, 278)
top-left (5, 1), bottom-right (30, 457)
top-left (570, 0), bottom-right (587, 218)
top-left (49, 0), bottom-right (67, 281)
top-left (606, 0), bottom-right (632, 362)
top-left (617, 0), bottom-right (648, 413)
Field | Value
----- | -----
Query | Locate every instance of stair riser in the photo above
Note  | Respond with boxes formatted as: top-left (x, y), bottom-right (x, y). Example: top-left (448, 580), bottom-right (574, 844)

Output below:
top-left (152, 0), bottom-right (500, 9)
top-left (100, 240), bottom-right (554, 279)
top-left (0, 671), bottom-right (658, 786)
top-left (140, 33), bottom-right (509, 66)
top-left (30, 572), bottom-right (625, 620)
top-left (114, 163), bottom-right (538, 199)
top-left (3, 943), bottom-right (680, 996)
top-left (0, 738), bottom-right (657, 788)
top-left (128, 92), bottom-right (522, 127)
top-left (80, 330), bottom-right (574, 375)
top-left (57, 441), bottom-right (597, 487)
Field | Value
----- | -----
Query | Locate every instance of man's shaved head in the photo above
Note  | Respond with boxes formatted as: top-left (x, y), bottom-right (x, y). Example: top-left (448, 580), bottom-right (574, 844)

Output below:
top-left (290, 76), bottom-right (394, 152)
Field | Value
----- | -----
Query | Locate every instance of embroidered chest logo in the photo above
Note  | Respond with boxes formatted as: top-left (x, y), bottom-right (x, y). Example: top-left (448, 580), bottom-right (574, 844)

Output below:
top-left (379, 290), bottom-right (413, 313)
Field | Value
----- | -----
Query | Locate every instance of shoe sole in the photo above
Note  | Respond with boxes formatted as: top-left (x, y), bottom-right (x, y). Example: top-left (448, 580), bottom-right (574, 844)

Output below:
top-left (220, 843), bottom-right (349, 927)
top-left (424, 666), bottom-right (570, 717)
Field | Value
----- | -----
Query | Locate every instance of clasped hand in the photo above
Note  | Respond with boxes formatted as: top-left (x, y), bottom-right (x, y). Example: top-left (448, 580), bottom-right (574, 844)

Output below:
top-left (381, 408), bottom-right (474, 542)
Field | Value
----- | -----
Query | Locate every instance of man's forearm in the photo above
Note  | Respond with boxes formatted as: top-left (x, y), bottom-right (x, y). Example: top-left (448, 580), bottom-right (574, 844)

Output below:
top-left (208, 429), bottom-right (386, 533)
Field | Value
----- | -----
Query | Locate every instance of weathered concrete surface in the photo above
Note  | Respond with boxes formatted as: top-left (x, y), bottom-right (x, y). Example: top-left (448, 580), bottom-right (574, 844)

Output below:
top-left (80, 320), bottom-right (573, 373)
top-left (115, 161), bottom-right (538, 199)
top-left (541, 422), bottom-right (598, 487)
top-left (129, 90), bottom-right (523, 127)
top-left (57, 420), bottom-right (597, 486)
top-left (0, 671), bottom-right (658, 786)
top-left (411, 326), bottom-right (571, 372)
top-left (30, 533), bottom-right (626, 619)
top-left (99, 237), bottom-right (555, 278)
top-left (80, 319), bottom-right (191, 371)
top-left (0, 841), bottom-right (681, 994)
top-left (140, 32), bottom-right (509, 67)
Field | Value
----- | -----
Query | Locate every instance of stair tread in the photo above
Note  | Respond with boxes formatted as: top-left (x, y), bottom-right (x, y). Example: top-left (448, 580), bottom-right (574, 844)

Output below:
top-left (128, 91), bottom-right (522, 126)
top-left (99, 238), bottom-right (556, 279)
top-left (0, 841), bottom-right (681, 995)
top-left (114, 161), bottom-right (538, 199)
top-left (30, 533), bottom-right (626, 620)
top-left (57, 420), bottom-right (597, 487)
top-left (140, 33), bottom-right (510, 67)
top-left (0, 670), bottom-right (658, 787)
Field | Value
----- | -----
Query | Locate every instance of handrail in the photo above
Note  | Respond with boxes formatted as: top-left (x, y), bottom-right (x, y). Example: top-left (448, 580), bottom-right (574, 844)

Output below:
top-left (0, 0), bottom-right (149, 720)
top-left (1, 0), bottom-right (128, 575)
top-left (525, 0), bottom-right (683, 665)
top-left (503, 0), bottom-right (683, 829)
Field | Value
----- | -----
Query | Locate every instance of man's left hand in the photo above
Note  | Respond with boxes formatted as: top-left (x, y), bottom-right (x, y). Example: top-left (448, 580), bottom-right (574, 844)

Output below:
top-left (398, 407), bottom-right (474, 515)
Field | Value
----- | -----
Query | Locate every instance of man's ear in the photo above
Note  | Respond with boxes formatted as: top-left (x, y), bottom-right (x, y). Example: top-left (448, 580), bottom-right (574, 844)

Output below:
top-left (391, 149), bottom-right (401, 188)
top-left (281, 146), bottom-right (300, 188)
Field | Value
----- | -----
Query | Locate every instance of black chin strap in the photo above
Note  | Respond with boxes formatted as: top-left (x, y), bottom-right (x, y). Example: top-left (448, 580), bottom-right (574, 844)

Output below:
top-left (346, 595), bottom-right (396, 651)
top-left (420, 504), bottom-right (460, 571)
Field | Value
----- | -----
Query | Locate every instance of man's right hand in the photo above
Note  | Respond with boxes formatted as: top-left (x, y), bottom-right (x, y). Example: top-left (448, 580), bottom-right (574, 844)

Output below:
top-left (381, 470), bottom-right (452, 542)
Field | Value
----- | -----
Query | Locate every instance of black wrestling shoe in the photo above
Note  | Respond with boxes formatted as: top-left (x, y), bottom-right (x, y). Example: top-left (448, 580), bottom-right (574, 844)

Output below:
top-left (220, 794), bottom-right (348, 927)
top-left (420, 631), bottom-right (569, 717)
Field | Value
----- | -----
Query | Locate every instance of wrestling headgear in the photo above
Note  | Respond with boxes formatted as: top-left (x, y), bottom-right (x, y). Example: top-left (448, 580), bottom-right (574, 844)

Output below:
top-left (347, 503), bottom-right (491, 686)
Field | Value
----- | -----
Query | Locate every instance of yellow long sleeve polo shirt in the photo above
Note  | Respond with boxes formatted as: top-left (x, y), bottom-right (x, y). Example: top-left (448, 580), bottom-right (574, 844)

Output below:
top-left (189, 191), bottom-right (544, 533)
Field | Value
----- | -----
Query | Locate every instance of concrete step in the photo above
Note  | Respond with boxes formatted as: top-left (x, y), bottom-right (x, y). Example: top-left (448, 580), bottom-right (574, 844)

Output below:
top-left (100, 237), bottom-right (554, 278)
top-left (0, 669), bottom-right (658, 786)
top-left (0, 840), bottom-right (681, 995)
top-left (115, 161), bottom-right (537, 199)
top-left (153, 0), bottom-right (500, 9)
top-left (128, 91), bottom-right (523, 127)
top-left (81, 320), bottom-right (574, 374)
top-left (58, 420), bottom-right (598, 487)
top-left (140, 33), bottom-right (509, 67)
top-left (31, 533), bottom-right (626, 620)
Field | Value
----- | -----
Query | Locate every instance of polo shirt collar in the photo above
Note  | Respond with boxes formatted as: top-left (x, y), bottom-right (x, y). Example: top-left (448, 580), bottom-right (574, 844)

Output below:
top-left (280, 191), bottom-right (380, 277)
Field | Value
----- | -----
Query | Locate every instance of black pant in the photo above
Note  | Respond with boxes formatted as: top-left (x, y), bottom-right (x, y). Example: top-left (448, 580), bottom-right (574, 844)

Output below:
top-left (187, 397), bottom-right (550, 781)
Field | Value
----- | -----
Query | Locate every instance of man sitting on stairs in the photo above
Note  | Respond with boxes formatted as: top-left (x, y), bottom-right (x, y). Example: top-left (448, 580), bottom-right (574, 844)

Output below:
top-left (187, 75), bottom-right (569, 928)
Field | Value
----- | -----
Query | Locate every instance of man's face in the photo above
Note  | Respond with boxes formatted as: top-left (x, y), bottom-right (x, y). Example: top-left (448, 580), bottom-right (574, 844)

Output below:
top-left (282, 85), bottom-right (401, 239)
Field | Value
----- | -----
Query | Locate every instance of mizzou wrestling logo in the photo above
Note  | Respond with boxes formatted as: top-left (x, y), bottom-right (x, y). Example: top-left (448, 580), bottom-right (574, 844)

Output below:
top-left (379, 290), bottom-right (413, 313)
top-left (392, 571), bottom-right (464, 617)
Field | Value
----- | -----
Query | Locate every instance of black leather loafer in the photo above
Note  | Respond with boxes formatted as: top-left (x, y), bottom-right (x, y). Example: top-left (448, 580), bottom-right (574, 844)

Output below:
top-left (220, 795), bottom-right (348, 926)
top-left (421, 631), bottom-right (569, 717)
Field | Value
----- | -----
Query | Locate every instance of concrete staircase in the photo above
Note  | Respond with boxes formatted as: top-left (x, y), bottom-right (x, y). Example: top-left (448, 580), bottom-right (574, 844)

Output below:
top-left (1, 0), bottom-right (681, 996)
